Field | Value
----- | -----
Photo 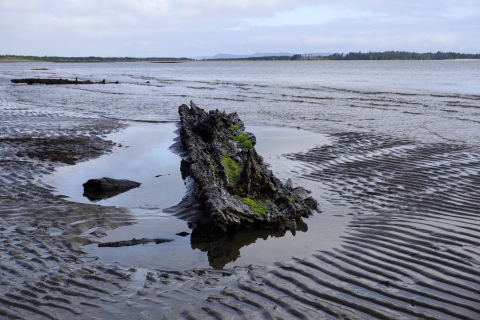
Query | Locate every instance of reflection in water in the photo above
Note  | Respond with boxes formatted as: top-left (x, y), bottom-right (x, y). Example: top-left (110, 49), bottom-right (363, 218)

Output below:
top-left (82, 188), bottom-right (136, 202)
top-left (190, 220), bottom-right (308, 269)
top-left (47, 122), bottom-right (186, 208)
top-left (164, 177), bottom-right (309, 269)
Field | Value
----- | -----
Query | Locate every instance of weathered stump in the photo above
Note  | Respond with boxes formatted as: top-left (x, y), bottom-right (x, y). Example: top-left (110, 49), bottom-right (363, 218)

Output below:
top-left (178, 101), bottom-right (317, 232)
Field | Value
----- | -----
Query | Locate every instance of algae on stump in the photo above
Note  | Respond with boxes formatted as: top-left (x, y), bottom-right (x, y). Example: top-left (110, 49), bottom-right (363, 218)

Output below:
top-left (221, 155), bottom-right (240, 184)
top-left (232, 133), bottom-right (253, 149)
top-left (234, 196), bottom-right (268, 216)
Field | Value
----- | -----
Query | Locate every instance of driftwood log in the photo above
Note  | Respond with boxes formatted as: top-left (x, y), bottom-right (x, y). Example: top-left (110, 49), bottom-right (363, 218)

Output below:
top-left (11, 78), bottom-right (118, 85)
top-left (178, 101), bottom-right (317, 232)
top-left (98, 238), bottom-right (173, 248)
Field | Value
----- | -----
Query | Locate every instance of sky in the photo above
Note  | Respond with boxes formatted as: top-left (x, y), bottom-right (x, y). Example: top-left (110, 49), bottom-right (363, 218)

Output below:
top-left (1, 0), bottom-right (479, 57)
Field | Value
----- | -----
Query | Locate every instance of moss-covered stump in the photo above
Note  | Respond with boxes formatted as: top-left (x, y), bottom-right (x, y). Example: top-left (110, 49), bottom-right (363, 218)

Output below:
top-left (178, 101), bottom-right (317, 232)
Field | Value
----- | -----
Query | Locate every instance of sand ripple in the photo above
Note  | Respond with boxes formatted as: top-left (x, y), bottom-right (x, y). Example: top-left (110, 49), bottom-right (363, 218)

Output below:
top-left (2, 77), bottom-right (480, 317)
top-left (2, 127), bottom-right (480, 318)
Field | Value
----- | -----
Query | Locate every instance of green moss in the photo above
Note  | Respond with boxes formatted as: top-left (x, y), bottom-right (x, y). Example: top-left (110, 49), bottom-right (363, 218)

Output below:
top-left (288, 196), bottom-right (295, 203)
top-left (229, 124), bottom-right (240, 131)
top-left (221, 155), bottom-right (240, 184)
top-left (235, 196), bottom-right (267, 216)
top-left (233, 133), bottom-right (253, 149)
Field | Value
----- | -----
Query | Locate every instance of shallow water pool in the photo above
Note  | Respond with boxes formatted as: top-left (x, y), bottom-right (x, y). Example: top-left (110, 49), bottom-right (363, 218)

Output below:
top-left (46, 122), bottom-right (352, 270)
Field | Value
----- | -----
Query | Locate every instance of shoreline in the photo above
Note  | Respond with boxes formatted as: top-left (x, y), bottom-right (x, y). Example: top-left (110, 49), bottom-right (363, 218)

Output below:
top-left (2, 58), bottom-right (480, 64)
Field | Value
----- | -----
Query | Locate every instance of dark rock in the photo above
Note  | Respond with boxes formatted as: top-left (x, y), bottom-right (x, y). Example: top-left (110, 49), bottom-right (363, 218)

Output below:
top-left (176, 231), bottom-right (190, 237)
top-left (83, 177), bottom-right (141, 194)
top-left (178, 101), bottom-right (316, 232)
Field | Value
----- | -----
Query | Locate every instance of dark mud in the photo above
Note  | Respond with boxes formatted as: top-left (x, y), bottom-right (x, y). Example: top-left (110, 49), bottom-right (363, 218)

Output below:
top-left (6, 136), bottom-right (114, 165)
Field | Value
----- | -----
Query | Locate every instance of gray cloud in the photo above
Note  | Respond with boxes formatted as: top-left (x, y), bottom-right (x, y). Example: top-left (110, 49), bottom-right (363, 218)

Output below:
top-left (0, 0), bottom-right (478, 56)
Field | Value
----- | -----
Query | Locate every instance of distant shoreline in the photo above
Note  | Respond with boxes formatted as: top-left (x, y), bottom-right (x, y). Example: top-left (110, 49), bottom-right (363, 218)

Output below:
top-left (1, 50), bottom-right (479, 63)
top-left (0, 56), bottom-right (192, 63)
top-left (1, 58), bottom-right (480, 64)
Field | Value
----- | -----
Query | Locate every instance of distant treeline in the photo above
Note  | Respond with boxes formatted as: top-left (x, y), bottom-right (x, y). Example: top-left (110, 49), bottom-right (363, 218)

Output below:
top-left (0, 55), bottom-right (192, 62)
top-left (327, 51), bottom-right (480, 60)
top-left (206, 51), bottom-right (480, 61)
top-left (2, 51), bottom-right (479, 62)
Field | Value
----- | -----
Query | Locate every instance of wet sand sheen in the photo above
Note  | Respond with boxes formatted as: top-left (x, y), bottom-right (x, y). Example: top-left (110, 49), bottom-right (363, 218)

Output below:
top-left (148, 131), bottom-right (480, 319)
top-left (1, 60), bottom-right (480, 318)
top-left (1, 122), bottom-right (479, 318)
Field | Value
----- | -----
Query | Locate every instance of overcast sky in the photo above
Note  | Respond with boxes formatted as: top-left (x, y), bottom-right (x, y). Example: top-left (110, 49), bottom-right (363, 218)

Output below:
top-left (1, 0), bottom-right (479, 57)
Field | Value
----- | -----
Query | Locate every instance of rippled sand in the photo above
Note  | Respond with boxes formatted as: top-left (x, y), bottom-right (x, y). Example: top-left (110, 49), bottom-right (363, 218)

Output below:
top-left (1, 105), bottom-right (479, 319)
top-left (1, 61), bottom-right (480, 319)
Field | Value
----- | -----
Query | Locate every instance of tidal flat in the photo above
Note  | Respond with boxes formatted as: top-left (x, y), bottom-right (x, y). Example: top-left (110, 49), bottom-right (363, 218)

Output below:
top-left (0, 60), bottom-right (479, 319)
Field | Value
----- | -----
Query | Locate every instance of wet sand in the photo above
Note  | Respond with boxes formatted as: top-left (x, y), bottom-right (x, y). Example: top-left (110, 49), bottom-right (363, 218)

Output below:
top-left (1, 100), bottom-right (480, 318)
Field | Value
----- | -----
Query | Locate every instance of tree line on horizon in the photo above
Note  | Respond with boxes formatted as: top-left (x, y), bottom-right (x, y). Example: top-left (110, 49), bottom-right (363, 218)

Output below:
top-left (0, 55), bottom-right (192, 62)
top-left (214, 51), bottom-right (480, 61)
top-left (1, 51), bottom-right (479, 62)
top-left (326, 51), bottom-right (480, 60)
